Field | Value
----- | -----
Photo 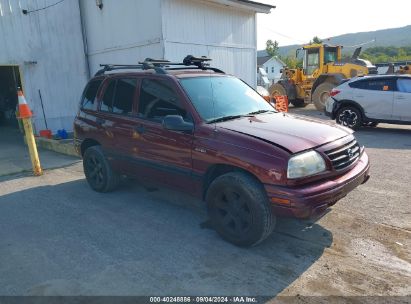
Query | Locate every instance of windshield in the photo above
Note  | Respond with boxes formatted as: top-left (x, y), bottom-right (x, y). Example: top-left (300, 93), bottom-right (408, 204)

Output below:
top-left (179, 76), bottom-right (275, 122)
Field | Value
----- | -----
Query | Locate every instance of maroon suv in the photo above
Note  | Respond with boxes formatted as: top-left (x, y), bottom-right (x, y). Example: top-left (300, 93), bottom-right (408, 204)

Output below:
top-left (74, 56), bottom-right (370, 246)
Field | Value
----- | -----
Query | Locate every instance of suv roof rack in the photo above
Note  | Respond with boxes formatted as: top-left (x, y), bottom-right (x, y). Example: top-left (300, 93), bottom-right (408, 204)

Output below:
top-left (94, 55), bottom-right (225, 76)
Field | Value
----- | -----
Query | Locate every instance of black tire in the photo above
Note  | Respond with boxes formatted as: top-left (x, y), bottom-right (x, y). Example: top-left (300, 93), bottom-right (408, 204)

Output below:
top-left (269, 83), bottom-right (288, 104)
top-left (83, 146), bottom-right (119, 192)
top-left (336, 106), bottom-right (363, 130)
top-left (206, 172), bottom-right (275, 247)
top-left (290, 99), bottom-right (307, 108)
top-left (312, 82), bottom-right (336, 111)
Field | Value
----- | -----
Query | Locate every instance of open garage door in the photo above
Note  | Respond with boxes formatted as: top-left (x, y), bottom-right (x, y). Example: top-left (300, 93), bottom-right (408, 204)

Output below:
top-left (0, 66), bottom-right (22, 129)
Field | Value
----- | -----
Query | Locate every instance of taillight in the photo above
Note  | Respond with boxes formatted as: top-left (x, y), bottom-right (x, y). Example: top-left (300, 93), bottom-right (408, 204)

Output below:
top-left (330, 89), bottom-right (341, 97)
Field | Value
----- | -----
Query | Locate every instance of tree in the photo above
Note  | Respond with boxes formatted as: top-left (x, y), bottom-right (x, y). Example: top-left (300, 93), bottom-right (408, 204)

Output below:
top-left (311, 36), bottom-right (322, 44)
top-left (266, 40), bottom-right (279, 57)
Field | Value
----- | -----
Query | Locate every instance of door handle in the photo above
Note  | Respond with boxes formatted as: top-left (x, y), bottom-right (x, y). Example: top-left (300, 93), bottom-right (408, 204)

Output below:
top-left (96, 117), bottom-right (105, 126)
top-left (134, 125), bottom-right (145, 134)
top-left (396, 96), bottom-right (406, 100)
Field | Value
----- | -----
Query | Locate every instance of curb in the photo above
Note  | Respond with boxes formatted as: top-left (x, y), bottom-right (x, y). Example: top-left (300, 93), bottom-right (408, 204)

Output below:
top-left (35, 137), bottom-right (80, 158)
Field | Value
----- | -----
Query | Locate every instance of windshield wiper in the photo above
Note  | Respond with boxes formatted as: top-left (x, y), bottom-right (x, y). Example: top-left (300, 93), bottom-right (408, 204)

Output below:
top-left (207, 115), bottom-right (251, 124)
top-left (247, 109), bottom-right (276, 115)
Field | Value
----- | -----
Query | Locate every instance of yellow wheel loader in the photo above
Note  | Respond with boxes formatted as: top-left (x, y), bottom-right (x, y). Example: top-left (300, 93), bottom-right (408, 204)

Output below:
top-left (269, 44), bottom-right (377, 111)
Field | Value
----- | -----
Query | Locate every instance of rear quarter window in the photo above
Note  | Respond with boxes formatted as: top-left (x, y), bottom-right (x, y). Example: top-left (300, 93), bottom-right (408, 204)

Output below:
top-left (349, 78), bottom-right (396, 91)
top-left (81, 79), bottom-right (103, 111)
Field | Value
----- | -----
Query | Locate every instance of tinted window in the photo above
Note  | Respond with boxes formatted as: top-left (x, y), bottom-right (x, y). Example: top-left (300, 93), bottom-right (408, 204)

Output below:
top-left (397, 79), bottom-right (411, 93)
top-left (349, 78), bottom-right (395, 91)
top-left (138, 79), bottom-right (187, 121)
top-left (81, 80), bottom-right (102, 110)
top-left (101, 80), bottom-right (116, 112)
top-left (112, 78), bottom-right (137, 115)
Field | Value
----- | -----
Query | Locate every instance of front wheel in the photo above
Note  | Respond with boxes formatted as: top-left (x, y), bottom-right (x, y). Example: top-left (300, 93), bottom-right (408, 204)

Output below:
top-left (336, 106), bottom-right (363, 130)
top-left (312, 82), bottom-right (336, 111)
top-left (206, 172), bottom-right (275, 247)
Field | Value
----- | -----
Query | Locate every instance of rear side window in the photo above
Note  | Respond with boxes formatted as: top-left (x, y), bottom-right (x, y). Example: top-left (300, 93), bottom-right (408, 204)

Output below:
top-left (138, 79), bottom-right (188, 121)
top-left (397, 79), bottom-right (411, 93)
top-left (113, 79), bottom-right (137, 114)
top-left (100, 78), bottom-right (137, 115)
top-left (81, 79), bottom-right (102, 110)
top-left (349, 78), bottom-right (395, 91)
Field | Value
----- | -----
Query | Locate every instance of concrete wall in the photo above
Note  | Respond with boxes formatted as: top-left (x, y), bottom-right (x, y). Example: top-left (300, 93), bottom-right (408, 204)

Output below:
top-left (162, 0), bottom-right (257, 87)
top-left (0, 0), bottom-right (88, 133)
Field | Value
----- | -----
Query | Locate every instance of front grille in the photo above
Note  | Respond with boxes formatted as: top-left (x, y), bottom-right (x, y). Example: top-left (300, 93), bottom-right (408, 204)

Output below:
top-left (324, 138), bottom-right (361, 170)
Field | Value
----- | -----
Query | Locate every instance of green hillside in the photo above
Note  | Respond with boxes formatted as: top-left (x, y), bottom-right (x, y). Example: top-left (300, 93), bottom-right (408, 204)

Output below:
top-left (275, 25), bottom-right (411, 57)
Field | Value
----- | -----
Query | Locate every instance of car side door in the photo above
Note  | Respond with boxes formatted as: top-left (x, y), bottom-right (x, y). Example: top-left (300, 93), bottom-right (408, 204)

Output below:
top-left (393, 78), bottom-right (411, 121)
top-left (133, 77), bottom-right (196, 192)
top-left (351, 78), bottom-right (395, 120)
top-left (97, 76), bottom-right (139, 174)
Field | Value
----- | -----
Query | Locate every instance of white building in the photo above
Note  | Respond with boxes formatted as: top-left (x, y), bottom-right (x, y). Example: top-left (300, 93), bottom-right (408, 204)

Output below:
top-left (257, 55), bottom-right (285, 85)
top-left (0, 0), bottom-right (273, 135)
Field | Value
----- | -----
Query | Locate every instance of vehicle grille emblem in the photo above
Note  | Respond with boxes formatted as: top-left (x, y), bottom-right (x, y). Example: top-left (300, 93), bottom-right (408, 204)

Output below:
top-left (347, 148), bottom-right (354, 158)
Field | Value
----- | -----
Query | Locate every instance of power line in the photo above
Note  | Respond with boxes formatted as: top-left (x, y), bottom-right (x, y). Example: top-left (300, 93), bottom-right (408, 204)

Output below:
top-left (261, 26), bottom-right (307, 44)
top-left (22, 0), bottom-right (65, 15)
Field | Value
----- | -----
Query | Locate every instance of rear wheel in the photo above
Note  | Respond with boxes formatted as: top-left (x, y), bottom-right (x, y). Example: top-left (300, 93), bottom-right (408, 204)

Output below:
top-left (336, 106), bottom-right (363, 130)
top-left (206, 172), bottom-right (275, 247)
top-left (269, 83), bottom-right (289, 105)
top-left (83, 146), bottom-right (119, 192)
top-left (312, 82), bottom-right (336, 111)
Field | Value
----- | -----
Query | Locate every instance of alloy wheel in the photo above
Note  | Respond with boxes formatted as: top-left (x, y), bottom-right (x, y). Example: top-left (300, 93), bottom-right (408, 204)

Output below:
top-left (338, 109), bottom-right (358, 128)
top-left (214, 188), bottom-right (252, 236)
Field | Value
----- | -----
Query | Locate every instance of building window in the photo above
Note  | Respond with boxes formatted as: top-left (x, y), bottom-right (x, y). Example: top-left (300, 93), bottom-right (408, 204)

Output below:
top-left (271, 67), bottom-right (275, 73)
top-left (265, 67), bottom-right (268, 73)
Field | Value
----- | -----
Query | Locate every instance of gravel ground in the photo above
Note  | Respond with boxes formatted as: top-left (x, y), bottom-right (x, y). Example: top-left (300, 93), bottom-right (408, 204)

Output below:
top-left (0, 105), bottom-right (410, 299)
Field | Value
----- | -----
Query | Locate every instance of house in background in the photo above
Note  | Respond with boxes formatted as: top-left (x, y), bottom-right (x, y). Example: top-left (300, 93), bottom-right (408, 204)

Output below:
top-left (0, 0), bottom-right (274, 134)
top-left (257, 54), bottom-right (285, 85)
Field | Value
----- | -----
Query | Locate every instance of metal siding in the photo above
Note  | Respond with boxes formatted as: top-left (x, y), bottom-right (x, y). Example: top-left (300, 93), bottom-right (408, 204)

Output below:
top-left (162, 0), bottom-right (257, 87)
top-left (80, 0), bottom-right (163, 75)
top-left (0, 0), bottom-right (88, 133)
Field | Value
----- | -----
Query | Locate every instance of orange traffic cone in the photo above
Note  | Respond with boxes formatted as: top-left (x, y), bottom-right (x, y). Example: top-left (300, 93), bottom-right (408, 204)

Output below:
top-left (17, 88), bottom-right (33, 118)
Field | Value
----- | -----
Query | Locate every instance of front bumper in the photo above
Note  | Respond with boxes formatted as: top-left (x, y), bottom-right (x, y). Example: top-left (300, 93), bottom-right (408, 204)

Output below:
top-left (264, 151), bottom-right (370, 219)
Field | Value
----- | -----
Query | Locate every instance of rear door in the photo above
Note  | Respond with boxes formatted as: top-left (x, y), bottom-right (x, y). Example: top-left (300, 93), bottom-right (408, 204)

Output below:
top-left (350, 78), bottom-right (395, 120)
top-left (393, 78), bottom-right (411, 121)
top-left (133, 77), bottom-right (195, 191)
top-left (97, 77), bottom-right (139, 173)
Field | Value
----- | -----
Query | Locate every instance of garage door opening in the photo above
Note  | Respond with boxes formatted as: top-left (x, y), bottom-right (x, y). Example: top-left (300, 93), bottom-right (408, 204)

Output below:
top-left (0, 66), bottom-right (22, 129)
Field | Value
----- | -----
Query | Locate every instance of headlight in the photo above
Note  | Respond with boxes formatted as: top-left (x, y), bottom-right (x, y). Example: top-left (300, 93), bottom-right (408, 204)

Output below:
top-left (287, 150), bottom-right (326, 179)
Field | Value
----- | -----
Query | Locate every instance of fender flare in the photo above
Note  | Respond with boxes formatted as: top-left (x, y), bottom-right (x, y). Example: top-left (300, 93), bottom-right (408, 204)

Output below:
top-left (333, 99), bottom-right (366, 120)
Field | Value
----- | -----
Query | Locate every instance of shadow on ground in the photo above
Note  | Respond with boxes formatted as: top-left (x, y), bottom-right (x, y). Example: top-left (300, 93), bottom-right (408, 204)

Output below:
top-left (0, 178), bottom-right (332, 296)
top-left (354, 127), bottom-right (411, 150)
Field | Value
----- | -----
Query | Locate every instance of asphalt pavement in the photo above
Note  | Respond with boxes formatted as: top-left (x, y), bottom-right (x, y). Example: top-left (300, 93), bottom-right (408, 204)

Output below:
top-left (0, 106), bottom-right (410, 298)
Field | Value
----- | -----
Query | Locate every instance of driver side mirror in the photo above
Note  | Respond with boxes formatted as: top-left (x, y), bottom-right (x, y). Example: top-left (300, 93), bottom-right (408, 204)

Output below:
top-left (162, 115), bottom-right (193, 132)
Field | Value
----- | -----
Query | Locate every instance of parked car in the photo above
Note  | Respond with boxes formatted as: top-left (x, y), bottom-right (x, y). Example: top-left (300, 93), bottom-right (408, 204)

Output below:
top-left (74, 56), bottom-right (370, 247)
top-left (325, 75), bottom-right (411, 129)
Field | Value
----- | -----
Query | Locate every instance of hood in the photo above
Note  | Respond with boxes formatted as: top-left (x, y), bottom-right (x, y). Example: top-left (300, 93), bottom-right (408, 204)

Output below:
top-left (218, 113), bottom-right (352, 154)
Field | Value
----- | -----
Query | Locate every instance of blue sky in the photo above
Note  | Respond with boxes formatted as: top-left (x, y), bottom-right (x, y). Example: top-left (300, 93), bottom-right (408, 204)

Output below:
top-left (256, 0), bottom-right (411, 49)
